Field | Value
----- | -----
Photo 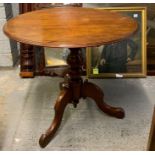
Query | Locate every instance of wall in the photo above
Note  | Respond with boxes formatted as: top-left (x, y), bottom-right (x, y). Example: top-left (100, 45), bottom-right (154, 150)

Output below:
top-left (0, 3), bottom-right (18, 67)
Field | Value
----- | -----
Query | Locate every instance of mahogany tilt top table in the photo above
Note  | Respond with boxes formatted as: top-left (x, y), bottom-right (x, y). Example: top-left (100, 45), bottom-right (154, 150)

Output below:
top-left (3, 7), bottom-right (137, 148)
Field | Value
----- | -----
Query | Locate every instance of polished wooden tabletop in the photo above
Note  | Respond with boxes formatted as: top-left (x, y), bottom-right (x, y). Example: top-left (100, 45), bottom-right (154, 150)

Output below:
top-left (3, 7), bottom-right (137, 48)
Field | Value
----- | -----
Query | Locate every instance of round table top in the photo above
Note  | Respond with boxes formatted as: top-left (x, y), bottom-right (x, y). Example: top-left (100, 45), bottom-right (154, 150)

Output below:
top-left (3, 7), bottom-right (138, 48)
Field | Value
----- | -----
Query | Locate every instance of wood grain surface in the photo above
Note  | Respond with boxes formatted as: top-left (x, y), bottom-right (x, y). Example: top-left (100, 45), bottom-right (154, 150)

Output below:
top-left (3, 7), bottom-right (138, 48)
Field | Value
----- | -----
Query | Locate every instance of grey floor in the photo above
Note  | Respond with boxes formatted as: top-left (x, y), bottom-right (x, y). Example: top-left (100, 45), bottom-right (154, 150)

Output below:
top-left (0, 68), bottom-right (154, 151)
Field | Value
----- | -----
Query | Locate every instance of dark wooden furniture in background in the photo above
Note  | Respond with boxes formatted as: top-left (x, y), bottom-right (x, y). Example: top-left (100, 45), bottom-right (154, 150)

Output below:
top-left (19, 3), bottom-right (82, 78)
top-left (147, 29), bottom-right (155, 75)
top-left (19, 4), bottom-right (35, 78)
top-left (4, 7), bottom-right (137, 147)
top-left (147, 106), bottom-right (155, 150)
top-left (146, 5), bottom-right (155, 75)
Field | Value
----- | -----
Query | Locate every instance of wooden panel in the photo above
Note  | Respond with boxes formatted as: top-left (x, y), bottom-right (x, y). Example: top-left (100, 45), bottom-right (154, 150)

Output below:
top-left (148, 106), bottom-right (155, 150)
top-left (147, 45), bottom-right (155, 75)
top-left (147, 28), bottom-right (155, 75)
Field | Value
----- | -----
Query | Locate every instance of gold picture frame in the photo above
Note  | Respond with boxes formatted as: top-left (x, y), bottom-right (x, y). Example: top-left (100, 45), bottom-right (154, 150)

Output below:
top-left (86, 7), bottom-right (147, 78)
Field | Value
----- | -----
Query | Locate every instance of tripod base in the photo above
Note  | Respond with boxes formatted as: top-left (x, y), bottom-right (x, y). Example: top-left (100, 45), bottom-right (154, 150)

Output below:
top-left (39, 48), bottom-right (125, 148)
top-left (39, 79), bottom-right (125, 148)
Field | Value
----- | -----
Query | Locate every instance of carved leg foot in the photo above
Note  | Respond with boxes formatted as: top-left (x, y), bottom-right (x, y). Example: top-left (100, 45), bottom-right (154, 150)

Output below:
top-left (82, 81), bottom-right (125, 119)
top-left (39, 88), bottom-right (72, 148)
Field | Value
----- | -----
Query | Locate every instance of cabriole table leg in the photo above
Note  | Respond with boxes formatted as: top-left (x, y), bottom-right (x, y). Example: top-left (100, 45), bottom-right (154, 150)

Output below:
top-left (39, 88), bottom-right (72, 148)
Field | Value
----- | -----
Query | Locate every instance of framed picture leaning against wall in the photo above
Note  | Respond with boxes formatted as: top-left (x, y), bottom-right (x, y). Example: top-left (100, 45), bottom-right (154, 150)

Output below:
top-left (86, 7), bottom-right (147, 78)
